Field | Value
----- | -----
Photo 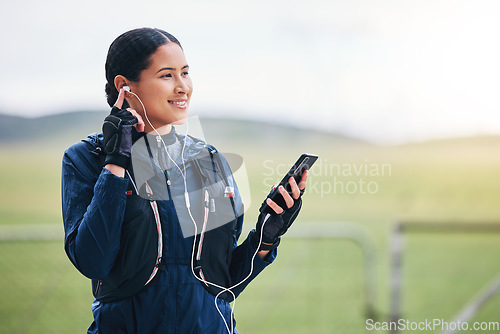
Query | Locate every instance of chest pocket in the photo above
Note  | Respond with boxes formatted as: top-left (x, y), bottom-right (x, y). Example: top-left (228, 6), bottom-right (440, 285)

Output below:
top-left (190, 148), bottom-right (239, 301)
top-left (193, 152), bottom-right (237, 232)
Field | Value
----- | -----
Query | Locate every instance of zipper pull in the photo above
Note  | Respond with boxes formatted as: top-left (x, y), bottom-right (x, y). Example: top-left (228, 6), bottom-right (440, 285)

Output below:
top-left (224, 186), bottom-right (234, 198)
top-left (164, 170), bottom-right (171, 186)
top-left (210, 198), bottom-right (216, 212)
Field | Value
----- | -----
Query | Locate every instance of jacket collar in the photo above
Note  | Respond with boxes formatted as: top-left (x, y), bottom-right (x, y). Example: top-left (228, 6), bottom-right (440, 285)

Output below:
top-left (83, 129), bottom-right (209, 161)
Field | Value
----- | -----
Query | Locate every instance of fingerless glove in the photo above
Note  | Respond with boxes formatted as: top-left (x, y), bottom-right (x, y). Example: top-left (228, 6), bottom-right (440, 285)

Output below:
top-left (251, 196), bottom-right (302, 251)
top-left (102, 107), bottom-right (138, 169)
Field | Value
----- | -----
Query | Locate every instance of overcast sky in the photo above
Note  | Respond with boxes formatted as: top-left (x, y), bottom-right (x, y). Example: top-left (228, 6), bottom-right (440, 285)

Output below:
top-left (1, 0), bottom-right (499, 144)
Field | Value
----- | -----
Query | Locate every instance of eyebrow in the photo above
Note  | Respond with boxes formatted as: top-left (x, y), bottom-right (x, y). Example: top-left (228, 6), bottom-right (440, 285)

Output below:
top-left (156, 65), bottom-right (189, 74)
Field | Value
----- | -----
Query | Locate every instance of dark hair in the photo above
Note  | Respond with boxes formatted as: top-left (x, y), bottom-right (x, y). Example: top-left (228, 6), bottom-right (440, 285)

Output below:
top-left (104, 28), bottom-right (182, 108)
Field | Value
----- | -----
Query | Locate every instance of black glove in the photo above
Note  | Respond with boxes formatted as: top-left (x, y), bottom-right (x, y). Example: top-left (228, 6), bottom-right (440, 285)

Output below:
top-left (102, 107), bottom-right (138, 169)
top-left (252, 196), bottom-right (303, 251)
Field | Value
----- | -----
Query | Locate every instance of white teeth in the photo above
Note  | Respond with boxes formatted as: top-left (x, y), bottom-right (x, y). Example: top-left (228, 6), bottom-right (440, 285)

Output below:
top-left (170, 101), bottom-right (186, 106)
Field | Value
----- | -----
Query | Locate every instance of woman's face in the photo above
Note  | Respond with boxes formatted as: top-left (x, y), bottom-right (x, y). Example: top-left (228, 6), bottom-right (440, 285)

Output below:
top-left (127, 43), bottom-right (192, 131)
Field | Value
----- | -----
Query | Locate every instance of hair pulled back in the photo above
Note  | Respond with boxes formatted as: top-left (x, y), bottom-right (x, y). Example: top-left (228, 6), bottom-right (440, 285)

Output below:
top-left (105, 28), bottom-right (182, 108)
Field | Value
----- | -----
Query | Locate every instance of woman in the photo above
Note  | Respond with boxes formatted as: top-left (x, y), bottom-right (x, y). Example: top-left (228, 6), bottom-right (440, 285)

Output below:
top-left (62, 27), bottom-right (308, 334)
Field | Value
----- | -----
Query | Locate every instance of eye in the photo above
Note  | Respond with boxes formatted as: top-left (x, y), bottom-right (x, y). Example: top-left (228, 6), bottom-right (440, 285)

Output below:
top-left (182, 71), bottom-right (189, 76)
top-left (161, 73), bottom-right (172, 78)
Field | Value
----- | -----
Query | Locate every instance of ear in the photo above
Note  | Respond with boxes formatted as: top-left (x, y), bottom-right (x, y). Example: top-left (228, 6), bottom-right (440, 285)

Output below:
top-left (114, 75), bottom-right (130, 92)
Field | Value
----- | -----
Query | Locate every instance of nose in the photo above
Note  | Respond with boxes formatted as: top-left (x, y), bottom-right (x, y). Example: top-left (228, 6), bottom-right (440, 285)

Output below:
top-left (175, 77), bottom-right (190, 95)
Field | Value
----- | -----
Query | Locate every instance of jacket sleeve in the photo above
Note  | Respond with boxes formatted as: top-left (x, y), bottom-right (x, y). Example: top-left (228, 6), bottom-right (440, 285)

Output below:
top-left (61, 141), bottom-right (129, 280)
top-left (229, 221), bottom-right (277, 298)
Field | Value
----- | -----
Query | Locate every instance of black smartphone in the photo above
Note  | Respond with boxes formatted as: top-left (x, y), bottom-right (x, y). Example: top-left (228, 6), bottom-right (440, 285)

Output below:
top-left (259, 153), bottom-right (318, 214)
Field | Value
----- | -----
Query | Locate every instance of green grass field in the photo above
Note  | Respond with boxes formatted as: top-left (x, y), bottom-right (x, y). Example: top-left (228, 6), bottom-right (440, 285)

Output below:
top-left (1, 128), bottom-right (500, 333)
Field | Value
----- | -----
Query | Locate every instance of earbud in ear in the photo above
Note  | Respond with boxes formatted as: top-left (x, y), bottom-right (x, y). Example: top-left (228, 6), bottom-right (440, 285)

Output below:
top-left (123, 86), bottom-right (131, 92)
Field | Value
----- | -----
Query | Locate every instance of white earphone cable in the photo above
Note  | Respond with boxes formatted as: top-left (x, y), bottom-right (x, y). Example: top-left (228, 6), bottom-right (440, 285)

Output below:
top-left (127, 91), bottom-right (268, 334)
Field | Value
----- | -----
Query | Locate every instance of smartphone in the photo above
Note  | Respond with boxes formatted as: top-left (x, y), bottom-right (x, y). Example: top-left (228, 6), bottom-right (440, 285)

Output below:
top-left (259, 153), bottom-right (318, 214)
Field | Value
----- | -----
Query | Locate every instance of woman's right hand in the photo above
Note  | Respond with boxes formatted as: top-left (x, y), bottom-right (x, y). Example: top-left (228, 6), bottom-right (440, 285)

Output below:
top-left (102, 88), bottom-right (145, 173)
top-left (113, 88), bottom-right (145, 133)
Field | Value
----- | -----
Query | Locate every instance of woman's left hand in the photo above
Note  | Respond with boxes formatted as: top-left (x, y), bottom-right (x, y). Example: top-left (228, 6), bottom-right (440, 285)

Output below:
top-left (264, 170), bottom-right (308, 214)
top-left (253, 169), bottom-right (309, 257)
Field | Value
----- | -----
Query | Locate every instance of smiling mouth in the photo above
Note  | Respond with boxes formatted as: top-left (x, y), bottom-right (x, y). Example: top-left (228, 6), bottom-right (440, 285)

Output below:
top-left (168, 100), bottom-right (187, 107)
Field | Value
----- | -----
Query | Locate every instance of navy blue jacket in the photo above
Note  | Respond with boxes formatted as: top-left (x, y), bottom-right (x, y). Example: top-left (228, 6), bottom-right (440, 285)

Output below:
top-left (61, 131), bottom-right (276, 333)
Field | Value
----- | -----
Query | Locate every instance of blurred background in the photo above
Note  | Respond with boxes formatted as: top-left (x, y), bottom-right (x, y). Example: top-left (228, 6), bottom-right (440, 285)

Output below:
top-left (1, 0), bottom-right (500, 333)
